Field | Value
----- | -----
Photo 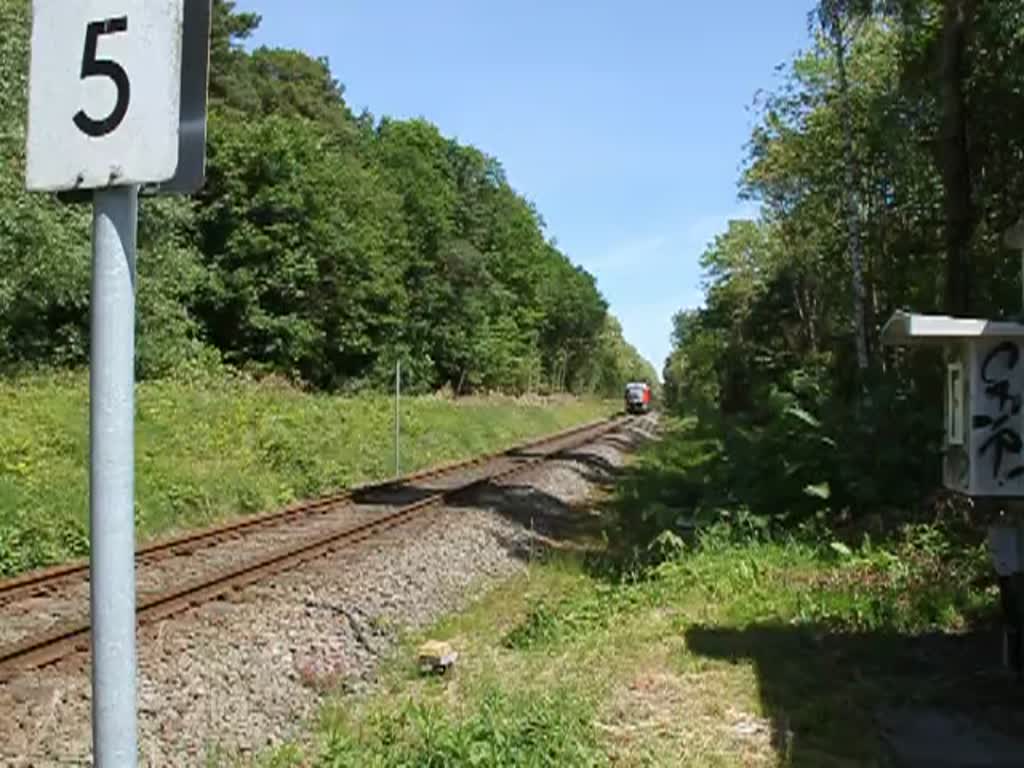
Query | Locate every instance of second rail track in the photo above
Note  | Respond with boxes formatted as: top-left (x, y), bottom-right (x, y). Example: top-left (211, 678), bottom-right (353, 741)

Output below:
top-left (0, 414), bottom-right (635, 682)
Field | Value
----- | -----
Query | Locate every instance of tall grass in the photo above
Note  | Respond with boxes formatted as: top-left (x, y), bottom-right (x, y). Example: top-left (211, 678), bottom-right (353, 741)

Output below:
top-left (0, 372), bottom-right (614, 576)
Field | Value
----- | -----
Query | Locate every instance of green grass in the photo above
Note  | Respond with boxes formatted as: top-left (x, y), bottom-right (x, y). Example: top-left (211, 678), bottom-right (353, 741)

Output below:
top-left (230, 426), bottom-right (1011, 768)
top-left (257, 530), bottom-right (1001, 768)
top-left (0, 371), bottom-right (615, 576)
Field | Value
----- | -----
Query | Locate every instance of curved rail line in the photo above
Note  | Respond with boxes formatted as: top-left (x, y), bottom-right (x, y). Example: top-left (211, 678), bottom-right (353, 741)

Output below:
top-left (0, 415), bottom-right (621, 605)
top-left (0, 414), bottom-right (633, 681)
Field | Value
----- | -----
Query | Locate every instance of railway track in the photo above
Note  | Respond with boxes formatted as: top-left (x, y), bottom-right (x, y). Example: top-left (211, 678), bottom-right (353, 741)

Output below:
top-left (0, 414), bottom-right (633, 682)
top-left (0, 416), bottom-right (621, 608)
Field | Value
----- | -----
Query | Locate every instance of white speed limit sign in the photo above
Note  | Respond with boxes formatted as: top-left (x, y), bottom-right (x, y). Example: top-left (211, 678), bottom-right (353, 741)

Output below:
top-left (25, 0), bottom-right (185, 192)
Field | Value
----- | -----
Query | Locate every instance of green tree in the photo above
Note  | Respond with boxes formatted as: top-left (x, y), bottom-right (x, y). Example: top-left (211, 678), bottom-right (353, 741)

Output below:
top-left (0, 0), bottom-right (648, 398)
top-left (195, 113), bottom-right (409, 387)
top-left (0, 0), bottom-right (213, 377)
top-left (815, 0), bottom-right (874, 372)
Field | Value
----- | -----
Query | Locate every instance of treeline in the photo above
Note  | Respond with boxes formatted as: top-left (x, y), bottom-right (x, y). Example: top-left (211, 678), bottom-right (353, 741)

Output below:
top-left (661, 0), bottom-right (1024, 532)
top-left (0, 0), bottom-right (656, 395)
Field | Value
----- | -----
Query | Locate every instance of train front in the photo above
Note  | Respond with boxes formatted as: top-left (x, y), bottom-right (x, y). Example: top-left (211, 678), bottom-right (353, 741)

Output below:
top-left (624, 382), bottom-right (648, 414)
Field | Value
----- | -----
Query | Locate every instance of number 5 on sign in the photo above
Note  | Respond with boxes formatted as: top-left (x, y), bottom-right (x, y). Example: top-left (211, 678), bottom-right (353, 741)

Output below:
top-left (25, 0), bottom-right (184, 192)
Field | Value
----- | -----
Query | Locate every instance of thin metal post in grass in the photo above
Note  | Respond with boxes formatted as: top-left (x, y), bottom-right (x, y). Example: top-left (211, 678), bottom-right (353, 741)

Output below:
top-left (395, 359), bottom-right (401, 478)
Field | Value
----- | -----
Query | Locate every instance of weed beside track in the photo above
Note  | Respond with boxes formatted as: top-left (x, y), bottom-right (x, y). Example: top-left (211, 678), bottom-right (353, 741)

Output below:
top-left (0, 372), bottom-right (614, 576)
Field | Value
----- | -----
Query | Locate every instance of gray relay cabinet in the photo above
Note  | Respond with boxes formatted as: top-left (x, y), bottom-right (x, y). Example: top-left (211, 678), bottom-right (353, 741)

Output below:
top-left (882, 311), bottom-right (1024, 499)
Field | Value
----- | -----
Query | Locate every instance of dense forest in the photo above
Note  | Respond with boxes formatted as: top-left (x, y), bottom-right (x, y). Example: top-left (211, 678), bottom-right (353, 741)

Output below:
top-left (0, 0), bottom-right (656, 395)
top-left (660, 0), bottom-right (1024, 532)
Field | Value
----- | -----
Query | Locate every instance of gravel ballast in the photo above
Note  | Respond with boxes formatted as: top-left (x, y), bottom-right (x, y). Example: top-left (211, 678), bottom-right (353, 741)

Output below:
top-left (0, 416), bottom-right (656, 766)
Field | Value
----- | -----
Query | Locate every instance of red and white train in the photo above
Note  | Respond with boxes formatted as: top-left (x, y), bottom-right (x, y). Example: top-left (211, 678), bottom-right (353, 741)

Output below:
top-left (624, 381), bottom-right (652, 414)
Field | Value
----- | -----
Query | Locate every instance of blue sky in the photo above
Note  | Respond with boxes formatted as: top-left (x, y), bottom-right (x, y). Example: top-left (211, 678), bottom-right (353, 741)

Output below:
top-left (237, 1), bottom-right (814, 375)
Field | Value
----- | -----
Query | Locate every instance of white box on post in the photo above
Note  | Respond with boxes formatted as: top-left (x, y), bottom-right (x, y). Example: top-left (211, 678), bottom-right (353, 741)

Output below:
top-left (881, 311), bottom-right (1024, 498)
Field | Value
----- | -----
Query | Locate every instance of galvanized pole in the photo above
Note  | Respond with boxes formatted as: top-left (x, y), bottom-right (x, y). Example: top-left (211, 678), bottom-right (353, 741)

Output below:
top-left (395, 359), bottom-right (401, 478)
top-left (90, 185), bottom-right (139, 767)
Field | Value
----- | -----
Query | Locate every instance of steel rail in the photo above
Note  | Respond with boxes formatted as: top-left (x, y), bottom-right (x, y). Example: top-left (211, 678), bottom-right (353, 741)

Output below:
top-left (0, 415), bottom-right (620, 603)
top-left (0, 415), bottom-right (631, 681)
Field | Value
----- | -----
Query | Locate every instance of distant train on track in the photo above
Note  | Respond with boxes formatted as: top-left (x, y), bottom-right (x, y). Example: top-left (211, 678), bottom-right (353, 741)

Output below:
top-left (624, 381), bottom-right (652, 414)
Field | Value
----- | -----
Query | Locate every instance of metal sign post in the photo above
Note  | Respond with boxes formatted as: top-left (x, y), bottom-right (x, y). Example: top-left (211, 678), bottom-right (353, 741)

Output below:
top-left (395, 360), bottom-right (402, 478)
top-left (89, 185), bottom-right (140, 765)
top-left (1003, 218), bottom-right (1024, 675)
top-left (25, 1), bottom-right (211, 764)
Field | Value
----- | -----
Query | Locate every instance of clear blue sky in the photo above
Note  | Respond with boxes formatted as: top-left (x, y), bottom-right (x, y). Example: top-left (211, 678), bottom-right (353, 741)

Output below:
top-left (237, 1), bottom-right (814, 375)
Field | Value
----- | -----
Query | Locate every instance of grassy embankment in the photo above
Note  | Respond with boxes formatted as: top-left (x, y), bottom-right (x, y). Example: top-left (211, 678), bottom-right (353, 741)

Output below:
top-left (0, 372), bottom-right (615, 577)
top-left (252, 417), bottom-right (1016, 768)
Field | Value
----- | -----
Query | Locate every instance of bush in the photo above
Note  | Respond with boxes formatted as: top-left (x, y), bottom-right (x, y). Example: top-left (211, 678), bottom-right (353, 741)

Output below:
top-left (320, 686), bottom-right (605, 767)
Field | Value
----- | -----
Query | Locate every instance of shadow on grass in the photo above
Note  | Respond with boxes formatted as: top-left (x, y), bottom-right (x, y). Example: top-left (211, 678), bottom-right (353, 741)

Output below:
top-left (685, 622), bottom-right (1024, 767)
